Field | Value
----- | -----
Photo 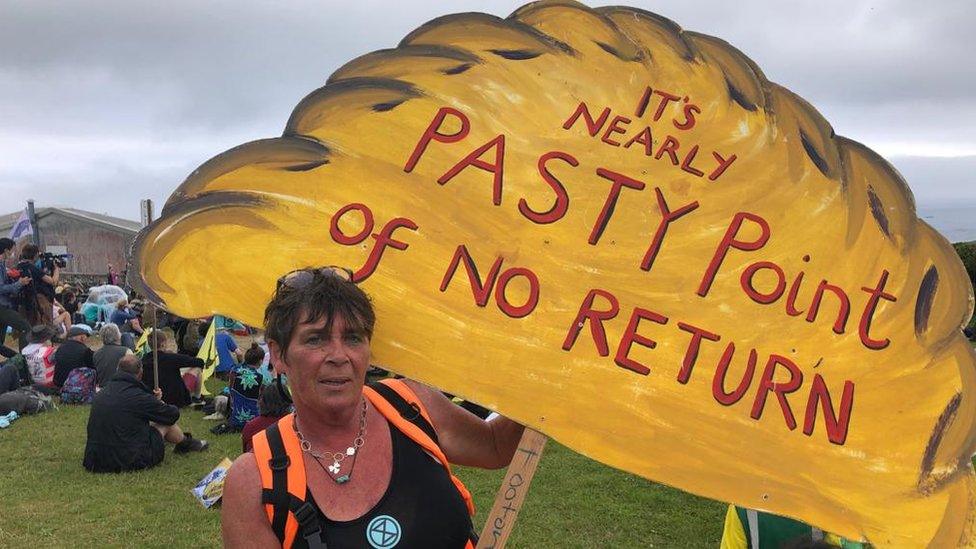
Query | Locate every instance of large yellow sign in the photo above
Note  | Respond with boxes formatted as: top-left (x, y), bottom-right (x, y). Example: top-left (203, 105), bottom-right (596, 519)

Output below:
top-left (131, 2), bottom-right (976, 545)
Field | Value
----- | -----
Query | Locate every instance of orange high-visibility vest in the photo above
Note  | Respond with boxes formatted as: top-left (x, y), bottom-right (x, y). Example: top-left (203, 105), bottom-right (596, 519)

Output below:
top-left (252, 379), bottom-right (476, 548)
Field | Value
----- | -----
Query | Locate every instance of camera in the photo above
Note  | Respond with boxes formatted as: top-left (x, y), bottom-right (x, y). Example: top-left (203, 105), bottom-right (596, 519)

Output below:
top-left (40, 252), bottom-right (72, 270)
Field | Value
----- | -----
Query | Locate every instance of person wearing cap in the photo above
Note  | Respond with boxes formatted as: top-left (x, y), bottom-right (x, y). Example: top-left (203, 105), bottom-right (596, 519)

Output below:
top-left (53, 325), bottom-right (95, 387)
top-left (84, 354), bottom-right (208, 473)
top-left (22, 324), bottom-right (58, 393)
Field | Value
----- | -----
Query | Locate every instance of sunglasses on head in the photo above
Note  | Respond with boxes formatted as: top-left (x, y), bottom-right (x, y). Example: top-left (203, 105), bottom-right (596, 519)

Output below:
top-left (276, 266), bottom-right (354, 291)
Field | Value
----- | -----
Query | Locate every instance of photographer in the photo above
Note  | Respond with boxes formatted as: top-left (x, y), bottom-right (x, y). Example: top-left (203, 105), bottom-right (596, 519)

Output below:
top-left (17, 244), bottom-right (60, 326)
top-left (0, 238), bottom-right (31, 355)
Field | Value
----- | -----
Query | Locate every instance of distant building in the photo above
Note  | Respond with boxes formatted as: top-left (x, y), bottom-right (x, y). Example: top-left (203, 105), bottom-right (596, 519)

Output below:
top-left (0, 207), bottom-right (141, 278)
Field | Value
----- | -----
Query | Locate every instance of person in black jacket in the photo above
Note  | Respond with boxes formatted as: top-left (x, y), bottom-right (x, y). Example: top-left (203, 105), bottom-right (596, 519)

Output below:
top-left (83, 354), bottom-right (207, 473)
top-left (53, 325), bottom-right (94, 387)
top-left (140, 331), bottom-right (204, 408)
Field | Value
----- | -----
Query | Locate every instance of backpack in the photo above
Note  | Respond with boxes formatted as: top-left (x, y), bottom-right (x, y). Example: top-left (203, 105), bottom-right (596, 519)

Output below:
top-left (6, 354), bottom-right (32, 386)
top-left (0, 386), bottom-right (55, 415)
top-left (60, 367), bottom-right (96, 404)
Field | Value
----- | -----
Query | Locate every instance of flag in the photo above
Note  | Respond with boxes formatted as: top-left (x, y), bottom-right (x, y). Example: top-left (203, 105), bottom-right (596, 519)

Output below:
top-left (134, 327), bottom-right (154, 358)
top-left (8, 209), bottom-right (33, 240)
top-left (197, 317), bottom-right (219, 396)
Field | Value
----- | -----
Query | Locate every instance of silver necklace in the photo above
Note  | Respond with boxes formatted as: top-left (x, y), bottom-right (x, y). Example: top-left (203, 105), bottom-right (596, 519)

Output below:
top-left (294, 399), bottom-right (367, 484)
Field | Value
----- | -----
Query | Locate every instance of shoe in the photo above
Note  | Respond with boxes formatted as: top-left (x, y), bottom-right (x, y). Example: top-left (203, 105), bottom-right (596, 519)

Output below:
top-left (189, 396), bottom-right (205, 408)
top-left (174, 435), bottom-right (209, 454)
top-left (0, 418), bottom-right (8, 428)
top-left (210, 422), bottom-right (232, 435)
top-left (1, 411), bottom-right (17, 422)
top-left (203, 412), bottom-right (226, 421)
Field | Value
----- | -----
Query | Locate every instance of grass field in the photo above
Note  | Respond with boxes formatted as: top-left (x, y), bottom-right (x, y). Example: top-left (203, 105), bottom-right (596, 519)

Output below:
top-left (0, 398), bottom-right (725, 548)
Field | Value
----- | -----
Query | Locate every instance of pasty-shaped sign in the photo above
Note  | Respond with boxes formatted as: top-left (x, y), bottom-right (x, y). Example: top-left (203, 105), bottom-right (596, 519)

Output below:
top-left (131, 2), bottom-right (976, 545)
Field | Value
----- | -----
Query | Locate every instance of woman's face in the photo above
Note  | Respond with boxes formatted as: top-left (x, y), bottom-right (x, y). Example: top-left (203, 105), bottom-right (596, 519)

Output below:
top-left (272, 311), bottom-right (370, 415)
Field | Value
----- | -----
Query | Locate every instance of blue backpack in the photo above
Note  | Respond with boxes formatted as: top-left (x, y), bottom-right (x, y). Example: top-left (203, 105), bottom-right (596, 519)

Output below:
top-left (61, 367), bottom-right (96, 404)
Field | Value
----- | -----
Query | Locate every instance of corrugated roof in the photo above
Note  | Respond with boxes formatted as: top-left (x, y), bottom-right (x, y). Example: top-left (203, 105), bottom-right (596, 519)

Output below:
top-left (0, 207), bottom-right (141, 233)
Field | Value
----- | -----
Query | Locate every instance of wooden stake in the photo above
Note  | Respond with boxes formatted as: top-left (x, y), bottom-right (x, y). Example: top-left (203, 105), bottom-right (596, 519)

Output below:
top-left (151, 305), bottom-right (159, 391)
top-left (476, 428), bottom-right (548, 549)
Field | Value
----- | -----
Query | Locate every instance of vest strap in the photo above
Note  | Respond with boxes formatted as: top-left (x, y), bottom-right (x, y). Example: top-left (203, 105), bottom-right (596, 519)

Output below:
top-left (264, 423), bottom-right (291, 542)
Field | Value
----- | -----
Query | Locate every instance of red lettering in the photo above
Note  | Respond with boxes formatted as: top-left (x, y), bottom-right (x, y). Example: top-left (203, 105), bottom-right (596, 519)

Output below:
top-left (437, 134), bottom-right (506, 206)
top-left (712, 344), bottom-right (758, 406)
top-left (329, 203), bottom-right (374, 245)
top-left (404, 106), bottom-right (470, 173)
top-left (803, 374), bottom-right (855, 445)
top-left (674, 102), bottom-right (700, 130)
top-left (352, 217), bottom-right (418, 282)
top-left (740, 261), bottom-right (787, 304)
top-left (439, 245), bottom-right (503, 306)
top-left (680, 145), bottom-right (705, 177)
top-left (709, 152), bottom-right (737, 181)
top-left (697, 212), bottom-right (771, 297)
top-left (494, 267), bottom-right (540, 319)
top-left (518, 151), bottom-right (578, 225)
top-left (786, 255), bottom-right (812, 316)
top-left (634, 86), bottom-right (653, 118)
top-left (590, 168), bottom-right (645, 245)
top-left (641, 188), bottom-right (700, 272)
top-left (600, 115), bottom-right (631, 147)
top-left (654, 136), bottom-right (681, 166)
top-left (652, 90), bottom-right (681, 121)
top-left (676, 322), bottom-right (721, 384)
top-left (806, 280), bottom-right (851, 334)
top-left (562, 289), bottom-right (619, 356)
top-left (750, 354), bottom-right (804, 430)
top-left (562, 101), bottom-right (611, 136)
top-left (858, 270), bottom-right (897, 350)
top-left (614, 307), bottom-right (668, 376)
top-left (623, 127), bottom-right (654, 156)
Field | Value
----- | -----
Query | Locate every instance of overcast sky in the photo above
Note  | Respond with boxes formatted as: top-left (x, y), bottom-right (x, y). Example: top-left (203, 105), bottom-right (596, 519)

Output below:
top-left (2, 0), bottom-right (974, 222)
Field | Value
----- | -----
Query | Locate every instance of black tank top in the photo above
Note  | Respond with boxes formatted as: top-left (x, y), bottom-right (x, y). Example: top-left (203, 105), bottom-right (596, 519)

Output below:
top-left (292, 420), bottom-right (473, 549)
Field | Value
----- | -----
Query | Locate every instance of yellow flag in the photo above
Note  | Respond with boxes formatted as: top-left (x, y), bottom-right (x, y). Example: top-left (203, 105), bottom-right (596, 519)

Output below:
top-left (196, 318), bottom-right (218, 396)
top-left (133, 327), bottom-right (153, 358)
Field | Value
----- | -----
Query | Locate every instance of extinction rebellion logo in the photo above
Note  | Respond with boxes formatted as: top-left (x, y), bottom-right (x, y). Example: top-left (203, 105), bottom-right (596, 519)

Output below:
top-left (366, 515), bottom-right (401, 548)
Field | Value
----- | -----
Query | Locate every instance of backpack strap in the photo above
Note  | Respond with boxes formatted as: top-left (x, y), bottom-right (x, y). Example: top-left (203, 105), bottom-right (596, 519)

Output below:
top-left (253, 414), bottom-right (326, 548)
top-left (364, 379), bottom-right (476, 518)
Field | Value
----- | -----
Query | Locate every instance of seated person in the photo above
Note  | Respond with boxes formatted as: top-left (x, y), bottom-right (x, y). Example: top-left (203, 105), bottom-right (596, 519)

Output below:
top-left (80, 301), bottom-right (100, 328)
top-left (22, 325), bottom-right (57, 393)
top-left (215, 326), bottom-right (243, 377)
top-left (140, 332), bottom-right (204, 408)
top-left (215, 325), bottom-right (243, 379)
top-left (53, 325), bottom-right (95, 387)
top-left (84, 355), bottom-right (208, 473)
top-left (61, 289), bottom-right (83, 325)
top-left (241, 380), bottom-right (291, 453)
top-left (52, 299), bottom-right (72, 337)
top-left (227, 343), bottom-right (265, 431)
top-left (93, 323), bottom-right (132, 387)
top-left (110, 299), bottom-right (143, 350)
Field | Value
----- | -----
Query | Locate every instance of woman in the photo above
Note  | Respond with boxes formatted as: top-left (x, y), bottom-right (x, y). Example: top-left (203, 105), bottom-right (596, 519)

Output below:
top-left (222, 267), bottom-right (524, 548)
top-left (227, 343), bottom-right (266, 431)
top-left (92, 323), bottom-right (132, 387)
top-left (110, 299), bottom-right (142, 350)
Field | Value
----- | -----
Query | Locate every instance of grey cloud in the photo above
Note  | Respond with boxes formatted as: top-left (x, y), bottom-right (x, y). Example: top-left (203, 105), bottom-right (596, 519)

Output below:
top-left (1, 0), bottom-right (974, 219)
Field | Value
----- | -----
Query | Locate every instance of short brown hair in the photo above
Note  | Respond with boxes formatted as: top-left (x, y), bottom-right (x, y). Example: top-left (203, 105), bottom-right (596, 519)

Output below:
top-left (264, 269), bottom-right (375, 357)
top-left (118, 354), bottom-right (142, 375)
